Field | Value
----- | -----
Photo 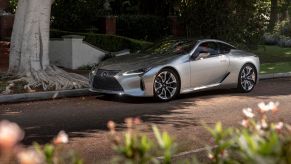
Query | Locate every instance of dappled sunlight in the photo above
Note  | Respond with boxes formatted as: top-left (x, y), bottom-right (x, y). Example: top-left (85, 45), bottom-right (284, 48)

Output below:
top-left (0, 78), bottom-right (290, 147)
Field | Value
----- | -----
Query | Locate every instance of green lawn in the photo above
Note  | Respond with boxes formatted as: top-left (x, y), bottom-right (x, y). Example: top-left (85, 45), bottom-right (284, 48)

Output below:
top-left (261, 62), bottom-right (291, 74)
top-left (253, 45), bottom-right (291, 74)
top-left (254, 45), bottom-right (291, 63)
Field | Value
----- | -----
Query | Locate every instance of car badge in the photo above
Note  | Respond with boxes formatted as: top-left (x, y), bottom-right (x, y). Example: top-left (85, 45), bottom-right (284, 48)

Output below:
top-left (101, 71), bottom-right (109, 77)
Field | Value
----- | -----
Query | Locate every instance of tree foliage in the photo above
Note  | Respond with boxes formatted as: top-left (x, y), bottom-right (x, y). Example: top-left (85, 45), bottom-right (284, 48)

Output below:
top-left (178, 0), bottom-right (270, 48)
top-left (8, 0), bottom-right (283, 47)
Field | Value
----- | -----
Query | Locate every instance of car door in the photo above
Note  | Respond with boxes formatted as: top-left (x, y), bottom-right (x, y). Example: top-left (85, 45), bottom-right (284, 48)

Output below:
top-left (190, 41), bottom-right (229, 88)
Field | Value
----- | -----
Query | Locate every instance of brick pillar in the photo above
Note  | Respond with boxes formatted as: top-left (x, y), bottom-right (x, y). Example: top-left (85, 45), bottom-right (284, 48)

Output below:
top-left (0, 0), bottom-right (8, 10)
top-left (0, 0), bottom-right (14, 39)
top-left (0, 41), bottom-right (10, 72)
top-left (0, 15), bottom-right (14, 39)
top-left (168, 16), bottom-right (184, 37)
top-left (105, 16), bottom-right (116, 35)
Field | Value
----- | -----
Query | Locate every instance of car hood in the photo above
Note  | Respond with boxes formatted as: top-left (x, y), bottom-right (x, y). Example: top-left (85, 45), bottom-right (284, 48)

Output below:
top-left (99, 53), bottom-right (181, 71)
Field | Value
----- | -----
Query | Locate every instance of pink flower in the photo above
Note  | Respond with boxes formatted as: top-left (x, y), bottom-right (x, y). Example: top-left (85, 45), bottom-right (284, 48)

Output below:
top-left (107, 120), bottom-right (116, 133)
top-left (0, 120), bottom-right (24, 149)
top-left (241, 119), bottom-right (249, 127)
top-left (260, 119), bottom-right (268, 128)
top-left (275, 122), bottom-right (284, 130)
top-left (242, 108), bottom-right (255, 118)
top-left (17, 149), bottom-right (44, 164)
top-left (258, 101), bottom-right (279, 113)
top-left (53, 131), bottom-right (69, 145)
top-left (125, 118), bottom-right (133, 129)
top-left (133, 117), bottom-right (142, 125)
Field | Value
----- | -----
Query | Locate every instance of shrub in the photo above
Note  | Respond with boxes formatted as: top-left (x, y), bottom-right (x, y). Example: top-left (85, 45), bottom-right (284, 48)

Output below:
top-left (0, 101), bottom-right (290, 163)
top-left (263, 32), bottom-right (291, 47)
top-left (50, 29), bottom-right (152, 52)
top-left (116, 15), bottom-right (170, 41)
top-left (207, 102), bottom-right (291, 164)
top-left (107, 118), bottom-right (176, 164)
top-left (51, 0), bottom-right (107, 32)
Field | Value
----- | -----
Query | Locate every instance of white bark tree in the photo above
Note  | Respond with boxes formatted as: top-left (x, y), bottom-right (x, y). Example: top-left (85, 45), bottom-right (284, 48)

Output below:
top-left (5, 0), bottom-right (88, 93)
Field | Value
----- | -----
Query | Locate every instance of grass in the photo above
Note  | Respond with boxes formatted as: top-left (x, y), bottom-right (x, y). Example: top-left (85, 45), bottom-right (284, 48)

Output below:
top-left (253, 45), bottom-right (291, 63)
top-left (252, 45), bottom-right (291, 74)
top-left (260, 62), bottom-right (291, 74)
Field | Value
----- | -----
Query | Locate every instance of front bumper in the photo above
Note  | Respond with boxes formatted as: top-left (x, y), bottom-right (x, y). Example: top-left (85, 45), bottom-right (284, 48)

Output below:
top-left (89, 69), bottom-right (155, 97)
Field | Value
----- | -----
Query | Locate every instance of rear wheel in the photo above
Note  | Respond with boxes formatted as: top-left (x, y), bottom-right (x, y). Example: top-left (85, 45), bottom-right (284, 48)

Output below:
top-left (153, 68), bottom-right (180, 101)
top-left (237, 64), bottom-right (257, 93)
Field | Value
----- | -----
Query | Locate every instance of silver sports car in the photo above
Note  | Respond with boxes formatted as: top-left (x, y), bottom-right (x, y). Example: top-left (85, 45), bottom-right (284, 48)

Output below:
top-left (89, 39), bottom-right (260, 101)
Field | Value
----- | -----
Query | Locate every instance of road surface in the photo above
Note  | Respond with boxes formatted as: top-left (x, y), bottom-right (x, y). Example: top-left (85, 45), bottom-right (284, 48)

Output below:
top-left (1, 78), bottom-right (291, 163)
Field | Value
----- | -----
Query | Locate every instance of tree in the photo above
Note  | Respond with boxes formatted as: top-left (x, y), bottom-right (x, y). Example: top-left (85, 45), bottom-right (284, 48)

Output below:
top-left (178, 0), bottom-right (270, 48)
top-left (5, 0), bottom-right (88, 93)
top-left (268, 0), bottom-right (278, 31)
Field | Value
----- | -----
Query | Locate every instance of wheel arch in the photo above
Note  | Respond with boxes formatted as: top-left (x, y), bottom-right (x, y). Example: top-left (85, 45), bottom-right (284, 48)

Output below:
top-left (160, 66), bottom-right (182, 85)
top-left (153, 66), bottom-right (182, 101)
top-left (241, 62), bottom-right (259, 82)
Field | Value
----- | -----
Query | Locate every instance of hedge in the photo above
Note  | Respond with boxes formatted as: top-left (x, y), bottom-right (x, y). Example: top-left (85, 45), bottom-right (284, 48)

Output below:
top-left (50, 29), bottom-right (153, 52)
top-left (116, 15), bottom-right (169, 41)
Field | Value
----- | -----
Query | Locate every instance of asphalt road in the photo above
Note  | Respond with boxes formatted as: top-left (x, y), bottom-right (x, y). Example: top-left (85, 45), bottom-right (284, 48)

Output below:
top-left (0, 78), bottom-right (291, 163)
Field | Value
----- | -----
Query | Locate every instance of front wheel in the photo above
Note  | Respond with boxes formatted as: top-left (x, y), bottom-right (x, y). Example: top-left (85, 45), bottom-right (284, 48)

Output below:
top-left (153, 68), bottom-right (180, 101)
top-left (237, 64), bottom-right (257, 93)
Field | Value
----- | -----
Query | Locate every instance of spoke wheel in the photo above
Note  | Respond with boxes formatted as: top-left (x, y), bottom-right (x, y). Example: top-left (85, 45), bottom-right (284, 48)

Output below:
top-left (154, 69), bottom-right (180, 101)
top-left (238, 64), bottom-right (257, 93)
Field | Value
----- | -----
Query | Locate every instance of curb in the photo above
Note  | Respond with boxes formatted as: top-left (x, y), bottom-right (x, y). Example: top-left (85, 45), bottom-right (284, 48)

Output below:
top-left (157, 146), bottom-right (217, 162)
top-left (260, 72), bottom-right (291, 80)
top-left (0, 88), bottom-right (97, 104)
top-left (0, 72), bottom-right (290, 104)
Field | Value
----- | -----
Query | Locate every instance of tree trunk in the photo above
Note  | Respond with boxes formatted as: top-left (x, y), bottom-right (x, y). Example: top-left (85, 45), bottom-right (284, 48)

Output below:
top-left (9, 0), bottom-right (53, 74)
top-left (268, 0), bottom-right (278, 32)
top-left (4, 0), bottom-right (88, 94)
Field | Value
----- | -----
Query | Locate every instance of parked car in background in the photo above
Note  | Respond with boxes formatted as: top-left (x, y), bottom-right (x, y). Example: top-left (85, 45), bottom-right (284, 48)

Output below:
top-left (89, 39), bottom-right (260, 101)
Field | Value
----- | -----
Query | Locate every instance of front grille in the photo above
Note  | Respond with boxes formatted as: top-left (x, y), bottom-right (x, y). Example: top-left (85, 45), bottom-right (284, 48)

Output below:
top-left (92, 69), bottom-right (123, 92)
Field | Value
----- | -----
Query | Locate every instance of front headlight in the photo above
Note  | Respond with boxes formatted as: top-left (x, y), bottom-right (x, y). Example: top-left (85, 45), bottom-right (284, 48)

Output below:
top-left (123, 67), bottom-right (152, 76)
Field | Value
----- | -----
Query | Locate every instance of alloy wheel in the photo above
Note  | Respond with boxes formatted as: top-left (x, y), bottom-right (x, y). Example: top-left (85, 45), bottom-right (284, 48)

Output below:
top-left (154, 70), bottom-right (179, 101)
top-left (240, 65), bottom-right (257, 92)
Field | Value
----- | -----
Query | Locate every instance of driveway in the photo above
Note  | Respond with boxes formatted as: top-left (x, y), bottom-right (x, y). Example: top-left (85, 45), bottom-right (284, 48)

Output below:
top-left (0, 78), bottom-right (291, 163)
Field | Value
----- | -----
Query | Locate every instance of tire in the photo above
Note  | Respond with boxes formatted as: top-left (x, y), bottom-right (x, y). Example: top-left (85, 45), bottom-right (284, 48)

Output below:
top-left (237, 63), bottom-right (257, 93)
top-left (153, 68), bottom-right (180, 101)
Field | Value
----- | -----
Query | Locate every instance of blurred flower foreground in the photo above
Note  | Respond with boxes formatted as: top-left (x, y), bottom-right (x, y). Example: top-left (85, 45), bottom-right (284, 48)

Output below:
top-left (0, 101), bottom-right (290, 164)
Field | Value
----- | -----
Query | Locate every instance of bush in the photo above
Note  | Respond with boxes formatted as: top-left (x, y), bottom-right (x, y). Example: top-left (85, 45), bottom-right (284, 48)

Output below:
top-left (263, 32), bottom-right (291, 47)
top-left (117, 15), bottom-right (170, 41)
top-left (207, 102), bottom-right (291, 164)
top-left (51, 0), bottom-right (107, 32)
top-left (50, 29), bottom-right (152, 52)
top-left (0, 101), bottom-right (290, 163)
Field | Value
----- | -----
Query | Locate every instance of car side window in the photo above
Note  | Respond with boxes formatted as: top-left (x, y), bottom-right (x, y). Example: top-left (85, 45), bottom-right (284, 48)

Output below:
top-left (218, 43), bottom-right (235, 54)
top-left (193, 42), bottom-right (219, 59)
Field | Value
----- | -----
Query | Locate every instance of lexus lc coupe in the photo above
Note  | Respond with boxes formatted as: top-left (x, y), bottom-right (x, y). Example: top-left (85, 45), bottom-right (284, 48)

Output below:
top-left (89, 39), bottom-right (260, 101)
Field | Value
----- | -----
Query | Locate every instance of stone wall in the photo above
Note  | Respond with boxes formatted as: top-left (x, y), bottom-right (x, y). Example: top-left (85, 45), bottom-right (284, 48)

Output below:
top-left (49, 35), bottom-right (107, 69)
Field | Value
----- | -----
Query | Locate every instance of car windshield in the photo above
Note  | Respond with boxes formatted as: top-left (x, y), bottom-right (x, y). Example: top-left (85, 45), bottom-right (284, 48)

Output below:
top-left (140, 39), bottom-right (197, 55)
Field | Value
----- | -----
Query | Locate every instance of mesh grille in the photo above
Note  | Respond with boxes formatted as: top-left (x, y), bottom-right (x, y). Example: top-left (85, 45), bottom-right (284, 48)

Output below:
top-left (92, 69), bottom-right (123, 92)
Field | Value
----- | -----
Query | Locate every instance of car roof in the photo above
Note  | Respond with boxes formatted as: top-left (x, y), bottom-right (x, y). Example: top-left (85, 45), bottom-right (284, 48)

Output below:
top-left (156, 37), bottom-right (236, 49)
top-left (197, 39), bottom-right (236, 48)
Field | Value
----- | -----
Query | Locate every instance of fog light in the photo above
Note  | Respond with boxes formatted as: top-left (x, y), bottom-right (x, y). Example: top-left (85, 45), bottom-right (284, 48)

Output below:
top-left (118, 92), bottom-right (124, 96)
